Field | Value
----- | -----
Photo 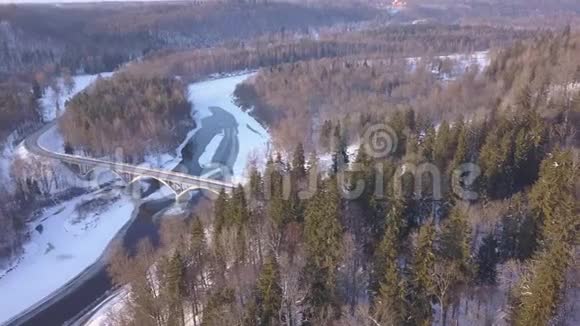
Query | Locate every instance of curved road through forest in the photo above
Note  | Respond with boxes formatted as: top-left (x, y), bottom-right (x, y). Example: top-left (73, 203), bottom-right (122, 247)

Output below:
top-left (6, 102), bottom-right (241, 325)
top-left (23, 121), bottom-right (236, 196)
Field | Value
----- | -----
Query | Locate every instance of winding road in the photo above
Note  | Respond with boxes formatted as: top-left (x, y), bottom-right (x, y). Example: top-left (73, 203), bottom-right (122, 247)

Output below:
top-left (24, 122), bottom-right (236, 198)
top-left (4, 76), bottom-right (249, 325)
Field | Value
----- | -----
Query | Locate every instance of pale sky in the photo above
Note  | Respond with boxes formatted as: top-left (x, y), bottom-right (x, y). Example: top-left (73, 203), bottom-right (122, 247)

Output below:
top-left (0, 0), bottom-right (172, 3)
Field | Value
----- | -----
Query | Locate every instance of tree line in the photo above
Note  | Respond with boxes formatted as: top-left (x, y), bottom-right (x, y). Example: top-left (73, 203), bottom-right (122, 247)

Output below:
top-left (234, 28), bottom-right (578, 151)
top-left (126, 23), bottom-right (532, 82)
top-left (107, 117), bottom-right (577, 325)
top-left (0, 1), bottom-right (374, 77)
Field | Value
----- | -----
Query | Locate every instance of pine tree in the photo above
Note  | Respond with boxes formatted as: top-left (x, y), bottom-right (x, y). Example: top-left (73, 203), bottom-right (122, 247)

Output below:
top-left (450, 123), bottom-right (469, 172)
top-left (498, 195), bottom-right (538, 261)
top-left (433, 207), bottom-right (472, 324)
top-left (438, 208), bottom-right (472, 276)
top-left (389, 110), bottom-right (408, 158)
top-left (479, 122), bottom-right (516, 199)
top-left (512, 242), bottom-right (572, 326)
top-left (249, 166), bottom-right (263, 201)
top-left (513, 151), bottom-right (578, 325)
top-left (201, 288), bottom-right (236, 326)
top-left (189, 217), bottom-right (207, 324)
top-left (214, 189), bottom-right (229, 235)
top-left (190, 217), bottom-right (207, 262)
top-left (331, 139), bottom-right (349, 175)
top-left (265, 156), bottom-right (290, 227)
top-left (529, 150), bottom-right (578, 245)
top-left (433, 120), bottom-right (451, 170)
top-left (255, 255), bottom-right (282, 326)
top-left (513, 111), bottom-right (546, 191)
top-left (303, 180), bottom-right (343, 321)
top-left (475, 233), bottom-right (498, 284)
top-left (165, 251), bottom-right (186, 326)
top-left (420, 125), bottom-right (436, 162)
top-left (230, 185), bottom-right (249, 226)
top-left (410, 223), bottom-right (436, 326)
top-left (319, 120), bottom-right (333, 151)
top-left (352, 142), bottom-right (377, 210)
top-left (292, 142), bottom-right (306, 180)
top-left (373, 200), bottom-right (408, 325)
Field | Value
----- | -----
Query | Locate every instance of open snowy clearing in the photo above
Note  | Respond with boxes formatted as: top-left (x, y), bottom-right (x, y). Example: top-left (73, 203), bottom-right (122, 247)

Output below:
top-left (407, 50), bottom-right (490, 78)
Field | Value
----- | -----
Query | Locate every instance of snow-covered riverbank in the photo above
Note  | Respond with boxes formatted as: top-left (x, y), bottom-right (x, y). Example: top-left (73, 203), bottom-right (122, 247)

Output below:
top-left (187, 73), bottom-right (270, 182)
top-left (0, 189), bottom-right (135, 325)
top-left (0, 73), bottom-right (113, 188)
top-left (0, 72), bottom-right (126, 324)
top-left (83, 73), bottom-right (272, 326)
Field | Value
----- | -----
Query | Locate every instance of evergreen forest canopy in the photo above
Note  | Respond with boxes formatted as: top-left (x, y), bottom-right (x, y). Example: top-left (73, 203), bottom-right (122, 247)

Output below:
top-left (234, 29), bottom-right (580, 151)
top-left (0, 2), bottom-right (578, 325)
top-left (107, 32), bottom-right (579, 326)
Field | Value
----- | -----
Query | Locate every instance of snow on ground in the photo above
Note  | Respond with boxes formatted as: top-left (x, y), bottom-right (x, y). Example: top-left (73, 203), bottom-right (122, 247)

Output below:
top-left (35, 71), bottom-right (270, 184)
top-left (0, 72), bottom-right (113, 191)
top-left (0, 189), bottom-right (135, 325)
top-left (84, 288), bottom-right (129, 326)
top-left (318, 144), bottom-right (359, 172)
top-left (0, 129), bottom-right (22, 185)
top-left (407, 50), bottom-right (490, 77)
top-left (198, 132), bottom-right (225, 168)
top-left (444, 50), bottom-right (490, 71)
top-left (40, 73), bottom-right (114, 123)
top-left (188, 73), bottom-right (271, 182)
top-left (37, 123), bottom-right (65, 153)
top-left (83, 73), bottom-right (272, 325)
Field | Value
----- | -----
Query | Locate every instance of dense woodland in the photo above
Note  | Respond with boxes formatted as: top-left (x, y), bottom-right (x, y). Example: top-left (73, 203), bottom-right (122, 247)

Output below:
top-left (106, 32), bottom-right (579, 326)
top-left (0, 1), bottom-right (375, 77)
top-left (0, 80), bottom-right (42, 259)
top-left (0, 0), bottom-right (370, 264)
top-left (234, 29), bottom-right (579, 150)
top-left (127, 24), bottom-right (532, 81)
top-left (0, 81), bottom-right (40, 140)
top-left (59, 74), bottom-right (193, 161)
top-left (0, 2), bottom-right (578, 325)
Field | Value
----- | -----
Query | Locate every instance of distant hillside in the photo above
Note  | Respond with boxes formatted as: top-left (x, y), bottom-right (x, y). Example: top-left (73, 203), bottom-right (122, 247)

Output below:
top-left (405, 0), bottom-right (580, 27)
top-left (0, 1), bottom-right (376, 76)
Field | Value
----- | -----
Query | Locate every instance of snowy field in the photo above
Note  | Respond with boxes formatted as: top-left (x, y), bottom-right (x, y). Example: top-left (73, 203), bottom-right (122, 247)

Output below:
top-left (0, 189), bottom-right (135, 325)
top-left (407, 50), bottom-right (490, 78)
top-left (187, 73), bottom-right (271, 182)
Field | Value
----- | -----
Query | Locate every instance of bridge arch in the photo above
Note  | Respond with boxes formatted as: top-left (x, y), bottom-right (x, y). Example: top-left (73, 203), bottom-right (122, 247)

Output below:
top-left (74, 165), bottom-right (229, 201)
top-left (175, 186), bottom-right (221, 202)
top-left (81, 167), bottom-right (133, 185)
top-left (129, 175), bottom-right (179, 194)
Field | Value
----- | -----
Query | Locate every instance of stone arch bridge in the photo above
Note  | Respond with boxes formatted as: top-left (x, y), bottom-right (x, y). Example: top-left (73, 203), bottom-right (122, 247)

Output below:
top-left (24, 123), bottom-right (235, 200)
